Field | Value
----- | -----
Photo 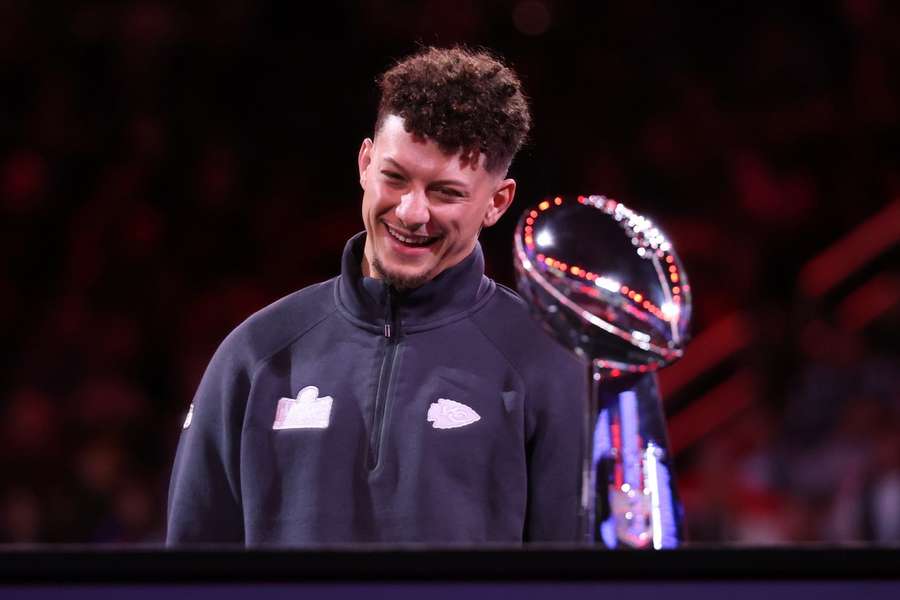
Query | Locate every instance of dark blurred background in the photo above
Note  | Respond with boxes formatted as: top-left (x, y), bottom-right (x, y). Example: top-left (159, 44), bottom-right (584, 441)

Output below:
top-left (1, 0), bottom-right (898, 544)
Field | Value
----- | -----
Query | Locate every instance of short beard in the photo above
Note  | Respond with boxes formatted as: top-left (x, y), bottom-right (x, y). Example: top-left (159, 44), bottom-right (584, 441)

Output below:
top-left (371, 255), bottom-right (431, 291)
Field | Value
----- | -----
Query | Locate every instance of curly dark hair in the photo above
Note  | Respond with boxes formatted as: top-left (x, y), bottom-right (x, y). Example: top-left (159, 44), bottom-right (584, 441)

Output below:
top-left (375, 46), bottom-right (531, 174)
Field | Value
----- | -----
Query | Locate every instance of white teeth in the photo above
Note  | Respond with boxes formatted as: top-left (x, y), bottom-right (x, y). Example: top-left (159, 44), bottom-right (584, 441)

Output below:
top-left (387, 225), bottom-right (435, 246)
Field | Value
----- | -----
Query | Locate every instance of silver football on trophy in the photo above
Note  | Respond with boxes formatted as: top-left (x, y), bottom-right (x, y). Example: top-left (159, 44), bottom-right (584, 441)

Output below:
top-left (513, 195), bottom-right (691, 374)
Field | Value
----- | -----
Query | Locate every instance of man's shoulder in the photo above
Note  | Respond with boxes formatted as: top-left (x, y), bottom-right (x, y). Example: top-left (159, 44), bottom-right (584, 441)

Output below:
top-left (474, 282), bottom-right (584, 377)
top-left (217, 277), bottom-right (339, 371)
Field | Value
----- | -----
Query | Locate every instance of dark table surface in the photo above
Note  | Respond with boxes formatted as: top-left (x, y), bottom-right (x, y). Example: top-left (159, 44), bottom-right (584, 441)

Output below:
top-left (1, 545), bottom-right (898, 582)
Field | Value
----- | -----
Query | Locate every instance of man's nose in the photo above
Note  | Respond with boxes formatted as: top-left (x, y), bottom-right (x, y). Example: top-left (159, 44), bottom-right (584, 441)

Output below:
top-left (395, 190), bottom-right (429, 229)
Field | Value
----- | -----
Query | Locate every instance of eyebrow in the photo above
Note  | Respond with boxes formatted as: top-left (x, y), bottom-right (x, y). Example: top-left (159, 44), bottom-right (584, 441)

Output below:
top-left (383, 158), bottom-right (469, 189)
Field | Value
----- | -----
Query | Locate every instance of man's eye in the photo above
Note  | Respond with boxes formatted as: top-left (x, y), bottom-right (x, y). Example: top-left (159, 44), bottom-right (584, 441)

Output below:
top-left (382, 171), bottom-right (404, 181)
top-left (436, 187), bottom-right (465, 198)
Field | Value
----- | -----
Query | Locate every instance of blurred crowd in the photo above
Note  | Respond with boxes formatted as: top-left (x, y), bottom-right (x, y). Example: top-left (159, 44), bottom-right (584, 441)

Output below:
top-left (1, 1), bottom-right (898, 544)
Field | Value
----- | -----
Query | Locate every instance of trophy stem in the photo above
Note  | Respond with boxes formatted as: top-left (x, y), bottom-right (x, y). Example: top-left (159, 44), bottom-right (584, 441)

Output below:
top-left (586, 360), bottom-right (683, 548)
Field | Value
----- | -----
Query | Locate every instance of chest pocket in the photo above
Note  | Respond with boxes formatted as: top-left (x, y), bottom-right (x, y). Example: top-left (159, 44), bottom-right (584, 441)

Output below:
top-left (421, 369), bottom-right (521, 434)
top-left (407, 368), bottom-right (524, 485)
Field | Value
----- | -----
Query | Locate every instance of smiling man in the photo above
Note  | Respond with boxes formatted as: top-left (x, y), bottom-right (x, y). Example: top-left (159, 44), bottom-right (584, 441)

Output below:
top-left (359, 113), bottom-right (515, 291)
top-left (167, 47), bottom-right (586, 545)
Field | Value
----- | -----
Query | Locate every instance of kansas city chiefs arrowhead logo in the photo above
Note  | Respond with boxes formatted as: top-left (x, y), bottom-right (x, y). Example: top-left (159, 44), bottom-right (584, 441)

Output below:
top-left (427, 398), bottom-right (480, 429)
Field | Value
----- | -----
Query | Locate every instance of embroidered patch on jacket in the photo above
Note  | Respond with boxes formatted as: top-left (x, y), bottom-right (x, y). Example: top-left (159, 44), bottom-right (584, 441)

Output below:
top-left (183, 403), bottom-right (194, 429)
top-left (427, 398), bottom-right (480, 429)
top-left (273, 386), bottom-right (333, 430)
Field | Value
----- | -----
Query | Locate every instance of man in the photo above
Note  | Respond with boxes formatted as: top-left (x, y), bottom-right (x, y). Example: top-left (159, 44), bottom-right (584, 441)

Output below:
top-left (167, 46), bottom-right (586, 545)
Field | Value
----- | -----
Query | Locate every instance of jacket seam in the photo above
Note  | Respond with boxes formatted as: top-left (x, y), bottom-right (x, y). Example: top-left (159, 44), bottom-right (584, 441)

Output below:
top-left (248, 304), bottom-right (339, 382)
top-left (468, 298), bottom-right (529, 402)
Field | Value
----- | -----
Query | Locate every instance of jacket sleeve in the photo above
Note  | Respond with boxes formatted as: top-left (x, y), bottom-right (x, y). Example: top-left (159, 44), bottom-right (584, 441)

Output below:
top-left (166, 335), bottom-right (249, 545)
top-left (523, 355), bottom-right (587, 542)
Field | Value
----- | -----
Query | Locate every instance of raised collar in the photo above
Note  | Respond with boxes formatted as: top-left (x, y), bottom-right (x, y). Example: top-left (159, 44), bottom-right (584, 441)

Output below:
top-left (335, 231), bottom-right (495, 334)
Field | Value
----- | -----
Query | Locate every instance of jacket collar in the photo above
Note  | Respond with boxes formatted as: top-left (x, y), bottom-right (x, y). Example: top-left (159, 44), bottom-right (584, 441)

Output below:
top-left (335, 231), bottom-right (495, 333)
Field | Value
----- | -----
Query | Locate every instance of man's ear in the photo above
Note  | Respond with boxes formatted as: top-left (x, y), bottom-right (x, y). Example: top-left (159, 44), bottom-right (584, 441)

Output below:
top-left (483, 178), bottom-right (516, 228)
top-left (358, 138), bottom-right (373, 188)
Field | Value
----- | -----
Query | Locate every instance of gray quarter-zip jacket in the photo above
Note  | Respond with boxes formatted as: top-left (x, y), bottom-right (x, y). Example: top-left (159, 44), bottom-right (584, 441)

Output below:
top-left (167, 232), bottom-right (588, 545)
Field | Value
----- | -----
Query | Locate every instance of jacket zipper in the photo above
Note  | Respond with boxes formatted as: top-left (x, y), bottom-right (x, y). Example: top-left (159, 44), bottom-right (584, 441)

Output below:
top-left (369, 288), bottom-right (399, 470)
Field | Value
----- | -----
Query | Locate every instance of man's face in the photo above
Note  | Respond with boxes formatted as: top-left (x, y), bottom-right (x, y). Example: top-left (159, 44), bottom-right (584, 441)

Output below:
top-left (357, 114), bottom-right (516, 289)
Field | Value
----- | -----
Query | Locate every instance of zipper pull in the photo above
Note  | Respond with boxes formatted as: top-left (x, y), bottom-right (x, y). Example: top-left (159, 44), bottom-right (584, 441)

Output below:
top-left (384, 286), bottom-right (394, 338)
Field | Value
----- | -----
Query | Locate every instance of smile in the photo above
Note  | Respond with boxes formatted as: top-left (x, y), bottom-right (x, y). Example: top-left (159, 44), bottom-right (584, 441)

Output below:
top-left (385, 224), bottom-right (441, 248)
